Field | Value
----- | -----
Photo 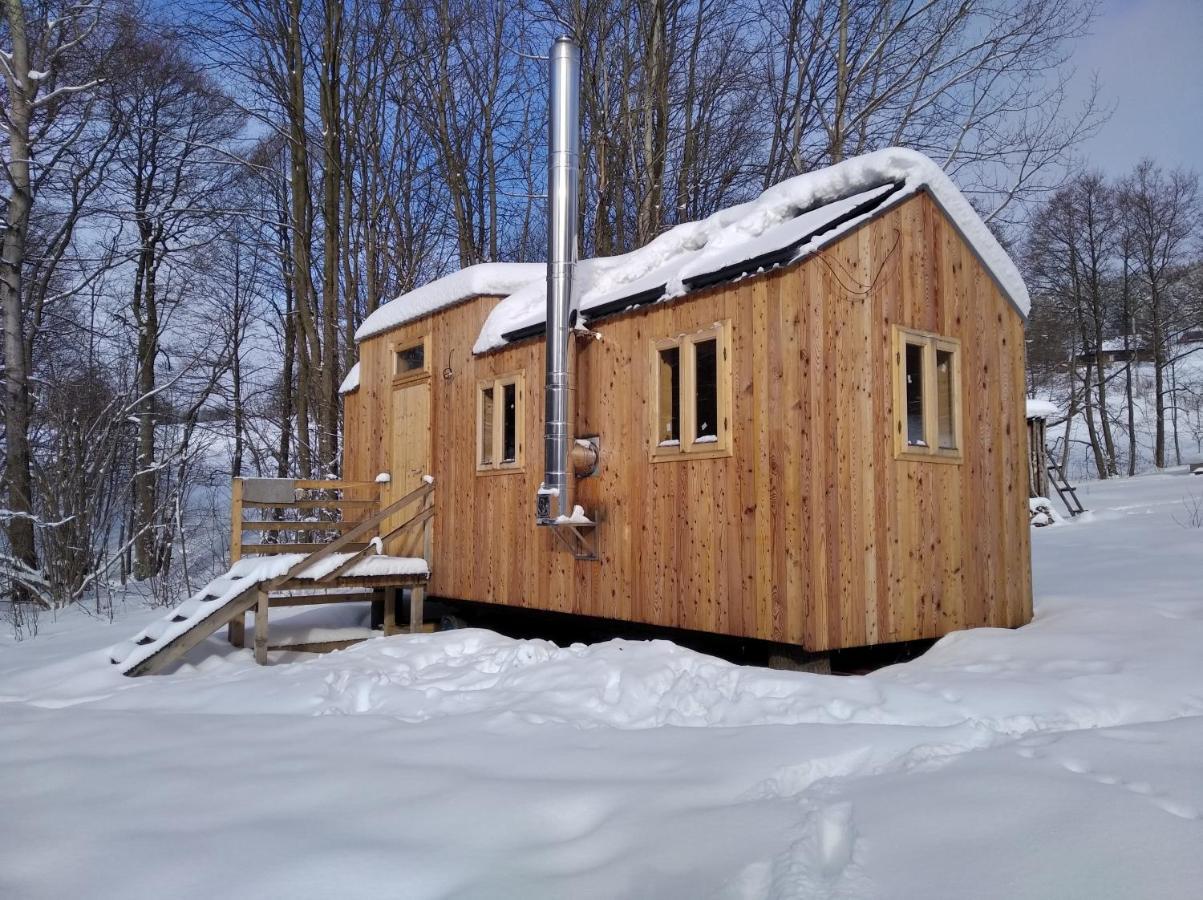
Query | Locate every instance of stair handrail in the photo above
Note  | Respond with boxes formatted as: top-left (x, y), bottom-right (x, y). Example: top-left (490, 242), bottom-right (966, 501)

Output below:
top-left (231, 476), bottom-right (383, 562)
top-left (263, 480), bottom-right (435, 588)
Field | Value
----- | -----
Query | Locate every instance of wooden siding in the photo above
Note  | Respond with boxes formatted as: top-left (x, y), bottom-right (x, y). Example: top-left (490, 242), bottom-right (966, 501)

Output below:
top-left (343, 191), bottom-right (1032, 651)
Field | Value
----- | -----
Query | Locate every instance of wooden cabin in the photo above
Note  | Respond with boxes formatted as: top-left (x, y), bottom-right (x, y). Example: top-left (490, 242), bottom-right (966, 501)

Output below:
top-left (340, 147), bottom-right (1033, 654)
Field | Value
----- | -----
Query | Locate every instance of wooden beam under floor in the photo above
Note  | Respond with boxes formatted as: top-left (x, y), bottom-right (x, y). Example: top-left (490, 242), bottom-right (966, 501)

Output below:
top-left (267, 591), bottom-right (377, 608)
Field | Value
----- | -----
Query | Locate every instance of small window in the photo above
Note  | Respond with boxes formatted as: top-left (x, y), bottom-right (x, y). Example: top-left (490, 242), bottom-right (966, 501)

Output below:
top-left (905, 342), bottom-right (926, 447)
top-left (502, 382), bottom-right (517, 463)
top-left (480, 386), bottom-right (495, 465)
top-left (694, 338), bottom-right (718, 443)
top-left (651, 322), bottom-right (731, 459)
top-left (936, 348), bottom-right (956, 450)
top-left (477, 373), bottom-right (524, 472)
top-left (893, 326), bottom-right (961, 461)
top-left (657, 346), bottom-right (681, 445)
top-left (393, 337), bottom-right (428, 381)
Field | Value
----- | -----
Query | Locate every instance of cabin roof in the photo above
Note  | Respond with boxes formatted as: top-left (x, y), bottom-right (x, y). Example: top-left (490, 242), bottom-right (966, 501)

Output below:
top-left (355, 262), bottom-right (544, 343)
top-left (355, 148), bottom-right (1029, 354)
top-left (338, 361), bottom-right (361, 394)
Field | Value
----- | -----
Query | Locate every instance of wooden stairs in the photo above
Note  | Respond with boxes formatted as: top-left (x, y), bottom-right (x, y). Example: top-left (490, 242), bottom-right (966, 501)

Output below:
top-left (1046, 460), bottom-right (1087, 517)
top-left (111, 480), bottom-right (435, 677)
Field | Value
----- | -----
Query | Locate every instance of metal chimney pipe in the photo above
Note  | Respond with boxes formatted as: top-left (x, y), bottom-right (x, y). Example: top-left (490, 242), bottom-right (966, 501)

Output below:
top-left (536, 36), bottom-right (581, 525)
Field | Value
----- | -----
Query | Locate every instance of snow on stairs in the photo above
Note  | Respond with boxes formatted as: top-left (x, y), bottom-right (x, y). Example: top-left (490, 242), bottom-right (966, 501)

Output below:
top-left (111, 556), bottom-right (310, 676)
top-left (111, 481), bottom-right (435, 677)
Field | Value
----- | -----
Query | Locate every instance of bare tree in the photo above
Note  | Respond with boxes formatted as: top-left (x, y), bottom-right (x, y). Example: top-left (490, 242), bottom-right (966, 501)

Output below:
top-left (750, 0), bottom-right (1105, 226)
top-left (1, 0), bottom-right (109, 599)
top-left (1119, 161), bottom-right (1199, 469)
top-left (101, 21), bottom-right (244, 577)
top-left (0, 0), bottom-right (1127, 615)
top-left (1027, 174), bottom-right (1121, 477)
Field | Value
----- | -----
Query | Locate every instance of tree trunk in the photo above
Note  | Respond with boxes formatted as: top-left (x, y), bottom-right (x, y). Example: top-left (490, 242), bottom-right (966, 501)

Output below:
top-left (133, 236), bottom-right (161, 579)
top-left (1091, 317), bottom-right (1117, 475)
top-left (231, 245), bottom-right (245, 478)
top-left (317, 0), bottom-right (343, 475)
top-left (0, 0), bottom-right (40, 595)
top-left (1079, 355), bottom-right (1108, 479)
top-left (1170, 358), bottom-right (1181, 465)
top-left (279, 297), bottom-right (296, 479)
top-left (275, 187), bottom-right (296, 479)
top-left (636, 0), bottom-right (668, 244)
top-left (1151, 280), bottom-right (1166, 468)
top-left (1122, 265), bottom-right (1137, 476)
top-left (830, 0), bottom-right (849, 163)
top-left (286, 0), bottom-right (318, 478)
top-left (1060, 374), bottom-right (1079, 475)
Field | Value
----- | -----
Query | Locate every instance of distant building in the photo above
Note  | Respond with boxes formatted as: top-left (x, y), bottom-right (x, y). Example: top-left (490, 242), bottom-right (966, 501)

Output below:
top-left (1076, 336), bottom-right (1153, 366)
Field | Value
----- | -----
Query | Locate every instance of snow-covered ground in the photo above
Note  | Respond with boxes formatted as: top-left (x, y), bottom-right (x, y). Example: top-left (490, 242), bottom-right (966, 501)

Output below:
top-left (2, 472), bottom-right (1202, 898)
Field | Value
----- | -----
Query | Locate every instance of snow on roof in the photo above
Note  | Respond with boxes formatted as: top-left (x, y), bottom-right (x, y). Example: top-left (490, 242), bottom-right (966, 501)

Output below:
top-left (338, 361), bottom-right (360, 394)
top-left (1097, 337), bottom-right (1146, 353)
top-left (355, 263), bottom-right (544, 343)
top-left (1026, 398), bottom-right (1060, 420)
top-left (474, 147), bottom-right (1029, 354)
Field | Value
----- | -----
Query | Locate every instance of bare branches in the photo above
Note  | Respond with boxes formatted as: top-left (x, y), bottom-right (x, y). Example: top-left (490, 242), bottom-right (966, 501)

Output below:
top-left (0, 0), bottom-right (1157, 609)
top-left (1026, 163), bottom-right (1202, 477)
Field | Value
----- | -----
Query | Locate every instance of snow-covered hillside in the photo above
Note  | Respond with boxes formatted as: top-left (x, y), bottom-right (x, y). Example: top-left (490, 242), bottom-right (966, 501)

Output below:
top-left (2, 472), bottom-right (1202, 898)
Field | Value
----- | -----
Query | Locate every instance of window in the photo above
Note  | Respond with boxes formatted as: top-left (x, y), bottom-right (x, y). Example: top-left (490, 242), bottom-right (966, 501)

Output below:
top-left (656, 346), bottom-right (681, 444)
top-left (477, 373), bottom-right (524, 472)
top-left (480, 385), bottom-right (495, 465)
top-left (392, 337), bottom-right (428, 382)
top-left (893, 326), bottom-right (961, 461)
top-left (651, 322), bottom-right (732, 459)
top-left (694, 338), bottom-right (719, 443)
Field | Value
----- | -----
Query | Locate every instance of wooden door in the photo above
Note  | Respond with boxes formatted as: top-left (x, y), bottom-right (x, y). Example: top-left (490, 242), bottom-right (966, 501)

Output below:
top-left (387, 378), bottom-right (431, 557)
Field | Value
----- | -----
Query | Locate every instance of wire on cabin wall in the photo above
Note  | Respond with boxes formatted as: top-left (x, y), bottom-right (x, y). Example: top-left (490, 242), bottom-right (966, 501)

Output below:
top-left (813, 227), bottom-right (901, 299)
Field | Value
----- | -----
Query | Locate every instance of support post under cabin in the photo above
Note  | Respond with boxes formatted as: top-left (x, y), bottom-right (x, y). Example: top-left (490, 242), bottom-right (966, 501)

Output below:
top-left (409, 586), bottom-right (424, 633)
top-left (383, 587), bottom-right (398, 636)
top-left (254, 588), bottom-right (269, 665)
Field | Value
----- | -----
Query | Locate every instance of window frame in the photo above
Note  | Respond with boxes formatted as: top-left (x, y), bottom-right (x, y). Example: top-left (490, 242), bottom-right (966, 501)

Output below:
top-left (649, 320), bottom-right (733, 462)
top-left (391, 335), bottom-right (430, 385)
top-left (476, 371), bottom-right (525, 474)
top-left (891, 325), bottom-right (963, 463)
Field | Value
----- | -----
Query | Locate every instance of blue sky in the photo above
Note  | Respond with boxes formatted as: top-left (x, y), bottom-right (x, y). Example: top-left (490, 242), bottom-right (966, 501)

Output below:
top-left (1069, 0), bottom-right (1202, 174)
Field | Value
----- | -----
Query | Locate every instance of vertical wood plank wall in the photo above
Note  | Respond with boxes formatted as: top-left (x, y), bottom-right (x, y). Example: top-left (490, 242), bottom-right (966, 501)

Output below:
top-left (342, 191), bottom-right (1032, 651)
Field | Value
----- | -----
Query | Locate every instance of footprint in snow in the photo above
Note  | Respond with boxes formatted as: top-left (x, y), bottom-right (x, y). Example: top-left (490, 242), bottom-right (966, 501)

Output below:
top-left (1093, 728), bottom-right (1164, 744)
top-left (1014, 733), bottom-right (1063, 759)
top-left (825, 699), bottom-right (857, 721)
top-left (1038, 659), bottom-right (1119, 676)
top-left (817, 802), bottom-right (856, 877)
top-left (963, 663), bottom-right (1002, 674)
top-left (1153, 797), bottom-right (1200, 820)
top-left (1153, 602), bottom-right (1203, 620)
top-left (1040, 754), bottom-right (1202, 822)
